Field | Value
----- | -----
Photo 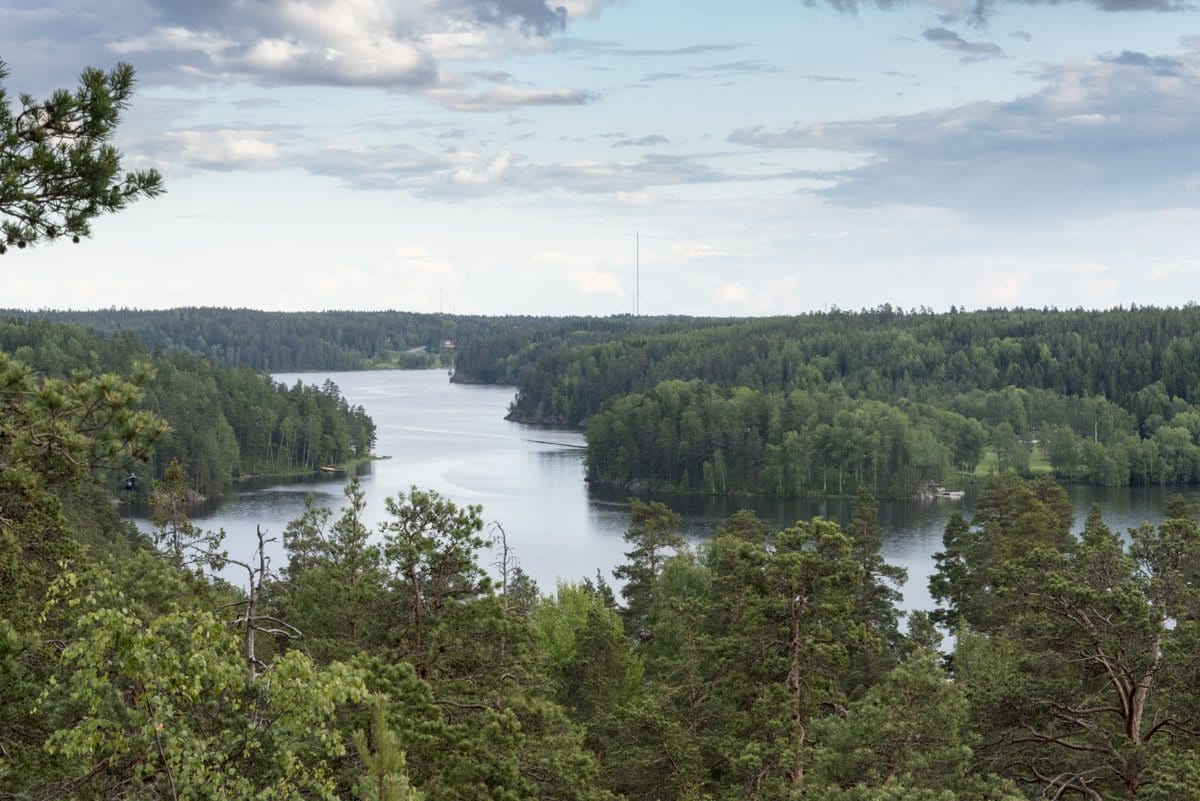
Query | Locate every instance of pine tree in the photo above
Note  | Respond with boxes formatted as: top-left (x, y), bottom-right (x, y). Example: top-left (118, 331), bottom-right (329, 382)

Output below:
top-left (0, 61), bottom-right (163, 251)
top-left (613, 499), bottom-right (684, 640)
top-left (354, 695), bottom-right (425, 801)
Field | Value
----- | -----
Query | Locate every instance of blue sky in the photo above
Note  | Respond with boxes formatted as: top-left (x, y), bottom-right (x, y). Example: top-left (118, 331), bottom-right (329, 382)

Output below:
top-left (2, 0), bottom-right (1198, 314)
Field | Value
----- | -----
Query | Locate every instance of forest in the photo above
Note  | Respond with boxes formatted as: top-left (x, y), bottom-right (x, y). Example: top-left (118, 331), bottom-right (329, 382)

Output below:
top-left (0, 308), bottom-right (711, 377)
top-left (3, 353), bottom-right (1198, 800)
top-left (488, 306), bottom-right (1200, 495)
top-left (0, 318), bottom-right (376, 496)
top-left (19, 306), bottom-right (1200, 496)
top-left (6, 44), bottom-right (1200, 801)
top-left (16, 306), bottom-right (1200, 496)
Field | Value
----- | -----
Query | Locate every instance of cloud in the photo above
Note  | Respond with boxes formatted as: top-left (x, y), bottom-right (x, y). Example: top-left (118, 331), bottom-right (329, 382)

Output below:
top-left (614, 190), bottom-right (654, 206)
top-left (428, 85), bottom-right (598, 111)
top-left (980, 266), bottom-right (1030, 305)
top-left (469, 69), bottom-right (517, 83)
top-left (672, 243), bottom-right (727, 259)
top-left (295, 139), bottom-right (738, 198)
top-left (612, 134), bottom-right (671, 148)
top-left (45, 0), bottom-right (602, 110)
top-left (1010, 30), bottom-right (1033, 41)
top-left (570, 268), bottom-right (624, 296)
top-left (144, 129), bottom-right (284, 169)
top-left (233, 33), bottom-right (440, 88)
top-left (108, 26), bottom-right (235, 59)
top-left (449, 151), bottom-right (513, 186)
top-left (559, 39), bottom-right (742, 57)
top-left (717, 282), bottom-right (750, 304)
top-left (300, 244), bottom-right (462, 311)
top-left (641, 71), bottom-right (689, 83)
top-left (837, 0), bottom-right (1188, 16)
top-left (728, 45), bottom-right (1200, 219)
top-left (803, 74), bottom-right (859, 82)
top-left (1150, 258), bottom-right (1200, 283)
top-left (922, 27), bottom-right (1006, 62)
top-left (440, 0), bottom-right (568, 36)
top-left (706, 60), bottom-right (783, 74)
top-left (1100, 49), bottom-right (1183, 75)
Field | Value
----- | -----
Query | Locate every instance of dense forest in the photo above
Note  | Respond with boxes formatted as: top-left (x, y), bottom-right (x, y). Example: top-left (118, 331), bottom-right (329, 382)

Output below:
top-left (16, 306), bottom-right (1200, 495)
top-left (0, 308), bottom-right (714, 377)
top-left (487, 306), bottom-right (1200, 495)
top-left (509, 306), bottom-right (1200, 424)
top-left (4, 354), bottom-right (1199, 800)
top-left (18, 306), bottom-right (1200, 496)
top-left (6, 47), bottom-right (1200, 801)
top-left (586, 380), bottom-right (984, 498)
top-left (0, 319), bottom-right (375, 496)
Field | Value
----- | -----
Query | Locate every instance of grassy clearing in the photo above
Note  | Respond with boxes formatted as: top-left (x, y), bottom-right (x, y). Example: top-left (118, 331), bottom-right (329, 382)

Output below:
top-left (974, 445), bottom-right (1053, 478)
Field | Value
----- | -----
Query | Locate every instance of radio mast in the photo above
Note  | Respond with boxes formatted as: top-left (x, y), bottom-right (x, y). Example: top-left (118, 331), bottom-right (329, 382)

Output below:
top-left (636, 229), bottom-right (640, 316)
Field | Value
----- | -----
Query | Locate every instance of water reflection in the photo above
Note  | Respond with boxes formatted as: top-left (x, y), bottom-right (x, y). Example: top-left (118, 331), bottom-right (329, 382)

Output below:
top-left (126, 369), bottom-right (1199, 614)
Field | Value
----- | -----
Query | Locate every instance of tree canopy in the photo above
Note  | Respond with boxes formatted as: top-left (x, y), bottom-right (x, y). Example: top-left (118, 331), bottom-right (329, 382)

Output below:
top-left (0, 61), bottom-right (162, 252)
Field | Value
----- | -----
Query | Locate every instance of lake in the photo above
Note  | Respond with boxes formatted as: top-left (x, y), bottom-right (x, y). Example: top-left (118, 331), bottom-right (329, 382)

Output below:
top-left (130, 369), bottom-right (1197, 613)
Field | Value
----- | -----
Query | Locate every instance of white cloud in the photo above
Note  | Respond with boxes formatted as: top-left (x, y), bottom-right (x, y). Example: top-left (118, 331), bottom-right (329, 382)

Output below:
top-left (1150, 259), bottom-right (1200, 283)
top-left (729, 45), bottom-right (1200, 219)
top-left (300, 245), bottom-right (462, 311)
top-left (158, 130), bottom-right (283, 168)
top-left (717, 281), bottom-right (749, 304)
top-left (109, 26), bottom-right (235, 58)
top-left (450, 151), bottom-right (512, 185)
top-left (428, 85), bottom-right (597, 111)
top-left (570, 268), bottom-right (624, 296)
top-left (671, 242), bottom-right (727, 259)
top-left (614, 191), bottom-right (654, 206)
top-left (979, 266), bottom-right (1031, 305)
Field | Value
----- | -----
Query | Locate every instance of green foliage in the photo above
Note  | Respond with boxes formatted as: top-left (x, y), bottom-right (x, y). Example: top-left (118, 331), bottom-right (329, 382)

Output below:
top-left (523, 306), bottom-right (1200, 493)
top-left (353, 695), bottom-right (424, 801)
top-left (937, 476), bottom-right (1200, 799)
top-left (278, 478), bottom-right (388, 662)
top-left (0, 61), bottom-right (163, 251)
top-left (150, 458), bottom-right (227, 569)
top-left (34, 570), bottom-right (367, 800)
top-left (380, 487), bottom-right (489, 681)
top-left (809, 650), bottom-right (1014, 799)
top-left (612, 499), bottom-right (684, 639)
top-left (10, 338), bottom-right (1200, 801)
top-left (510, 306), bottom-right (1200, 428)
top-left (0, 319), bottom-right (376, 496)
top-left (533, 582), bottom-right (643, 722)
top-left (587, 380), bottom-right (967, 499)
top-left (929, 474), bottom-right (1072, 630)
top-left (0, 350), bottom-right (164, 626)
top-left (0, 308), bottom-right (707, 375)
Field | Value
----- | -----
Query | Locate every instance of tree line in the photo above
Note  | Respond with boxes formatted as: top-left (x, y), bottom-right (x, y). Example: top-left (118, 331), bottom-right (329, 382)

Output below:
top-left (0, 319), bottom-right (375, 496)
top-left (1, 308), bottom-right (713, 377)
top-left (507, 305), bottom-right (1200, 426)
top-left (586, 380), bottom-right (983, 498)
top-left (587, 378), bottom-right (1200, 497)
top-left (4, 357), bottom-right (1198, 799)
top-left (504, 306), bottom-right (1200, 493)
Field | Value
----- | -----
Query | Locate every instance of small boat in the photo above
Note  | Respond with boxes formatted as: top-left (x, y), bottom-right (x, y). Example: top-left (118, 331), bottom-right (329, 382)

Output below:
top-left (934, 487), bottom-right (965, 500)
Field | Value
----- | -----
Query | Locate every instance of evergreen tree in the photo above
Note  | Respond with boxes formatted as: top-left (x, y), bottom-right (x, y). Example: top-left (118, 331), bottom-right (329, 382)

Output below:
top-left (613, 499), bottom-right (684, 640)
top-left (0, 61), bottom-right (163, 251)
top-left (354, 695), bottom-right (424, 801)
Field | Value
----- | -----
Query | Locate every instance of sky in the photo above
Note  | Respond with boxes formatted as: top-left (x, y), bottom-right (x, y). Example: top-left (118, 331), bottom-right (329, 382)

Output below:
top-left (1, 0), bottom-right (1198, 315)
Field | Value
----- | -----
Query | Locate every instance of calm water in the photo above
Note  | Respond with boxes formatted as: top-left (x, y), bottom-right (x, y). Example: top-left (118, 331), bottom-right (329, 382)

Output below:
top-left (130, 369), bottom-right (1199, 612)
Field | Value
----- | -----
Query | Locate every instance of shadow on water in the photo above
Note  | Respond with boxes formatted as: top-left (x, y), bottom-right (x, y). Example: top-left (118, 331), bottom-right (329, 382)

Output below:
top-left (121, 369), bottom-right (1200, 612)
top-left (121, 462), bottom-right (376, 520)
